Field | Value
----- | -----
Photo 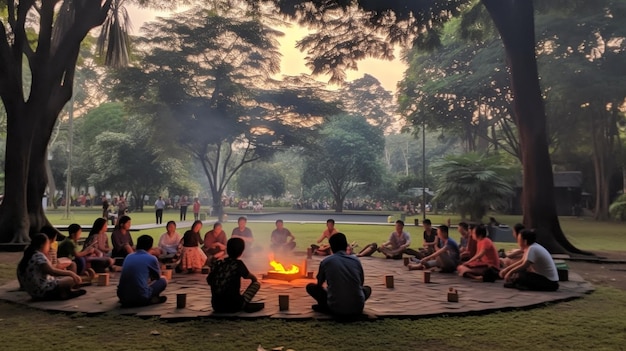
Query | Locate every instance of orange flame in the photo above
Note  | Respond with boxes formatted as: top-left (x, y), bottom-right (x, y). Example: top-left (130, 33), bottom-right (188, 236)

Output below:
top-left (269, 260), bottom-right (300, 274)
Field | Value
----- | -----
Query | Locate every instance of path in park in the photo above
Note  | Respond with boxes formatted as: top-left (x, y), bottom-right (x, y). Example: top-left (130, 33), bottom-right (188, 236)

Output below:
top-left (0, 252), bottom-right (593, 320)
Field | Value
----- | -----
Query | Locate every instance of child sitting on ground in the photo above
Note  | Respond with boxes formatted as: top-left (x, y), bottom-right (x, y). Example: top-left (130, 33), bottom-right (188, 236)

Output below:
top-left (207, 238), bottom-right (264, 313)
top-left (17, 233), bottom-right (85, 300)
top-left (57, 224), bottom-right (97, 279)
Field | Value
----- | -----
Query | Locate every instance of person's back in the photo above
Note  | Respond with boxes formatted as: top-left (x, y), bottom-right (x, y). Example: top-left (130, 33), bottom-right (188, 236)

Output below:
top-left (320, 252), bottom-right (366, 315)
top-left (307, 232), bottom-right (371, 316)
top-left (117, 235), bottom-right (166, 306)
top-left (207, 238), bottom-right (262, 313)
top-left (526, 243), bottom-right (558, 281)
top-left (117, 251), bottom-right (156, 302)
top-left (208, 257), bottom-right (247, 312)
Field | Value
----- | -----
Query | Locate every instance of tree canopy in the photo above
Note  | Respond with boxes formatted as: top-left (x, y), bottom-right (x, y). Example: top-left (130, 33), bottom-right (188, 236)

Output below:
top-left (110, 7), bottom-right (335, 219)
top-left (303, 114), bottom-right (385, 212)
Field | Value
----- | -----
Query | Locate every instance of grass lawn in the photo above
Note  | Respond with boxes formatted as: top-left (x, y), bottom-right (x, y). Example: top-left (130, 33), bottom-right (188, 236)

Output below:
top-left (1, 209), bottom-right (625, 350)
top-left (0, 285), bottom-right (624, 350)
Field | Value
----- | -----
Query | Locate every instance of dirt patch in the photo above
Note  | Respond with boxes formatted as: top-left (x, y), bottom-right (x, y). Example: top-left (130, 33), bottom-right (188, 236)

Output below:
top-left (0, 252), bottom-right (20, 265)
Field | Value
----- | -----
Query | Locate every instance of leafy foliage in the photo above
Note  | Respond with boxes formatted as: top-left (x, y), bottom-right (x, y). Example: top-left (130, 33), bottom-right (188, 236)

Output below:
top-left (85, 117), bottom-right (183, 209)
top-left (250, 0), bottom-right (472, 83)
top-left (432, 152), bottom-right (515, 221)
top-left (303, 114), bottom-right (385, 212)
top-left (609, 194), bottom-right (626, 221)
top-left (110, 7), bottom-right (334, 218)
top-left (339, 74), bottom-right (396, 131)
top-left (235, 162), bottom-right (286, 199)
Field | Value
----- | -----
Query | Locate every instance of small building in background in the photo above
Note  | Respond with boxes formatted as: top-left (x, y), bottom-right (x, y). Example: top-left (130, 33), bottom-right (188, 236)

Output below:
top-left (510, 171), bottom-right (583, 216)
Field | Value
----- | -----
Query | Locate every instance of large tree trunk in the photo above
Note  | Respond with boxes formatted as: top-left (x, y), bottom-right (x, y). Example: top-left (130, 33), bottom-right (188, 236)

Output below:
top-left (211, 193), bottom-right (224, 221)
top-left (0, 106), bottom-right (33, 243)
top-left (482, 0), bottom-right (589, 255)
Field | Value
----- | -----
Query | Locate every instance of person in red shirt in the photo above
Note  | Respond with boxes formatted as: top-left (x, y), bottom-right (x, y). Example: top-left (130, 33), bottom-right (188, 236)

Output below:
top-left (193, 198), bottom-right (201, 221)
top-left (456, 224), bottom-right (500, 281)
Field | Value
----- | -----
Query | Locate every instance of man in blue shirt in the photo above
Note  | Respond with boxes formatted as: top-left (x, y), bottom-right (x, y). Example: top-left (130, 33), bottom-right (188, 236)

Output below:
top-left (117, 235), bottom-right (167, 307)
top-left (409, 225), bottom-right (460, 273)
top-left (306, 233), bottom-right (371, 316)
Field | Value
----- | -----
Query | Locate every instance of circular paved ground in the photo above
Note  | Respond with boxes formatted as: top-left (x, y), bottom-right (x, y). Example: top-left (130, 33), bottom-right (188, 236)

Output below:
top-left (0, 253), bottom-right (593, 320)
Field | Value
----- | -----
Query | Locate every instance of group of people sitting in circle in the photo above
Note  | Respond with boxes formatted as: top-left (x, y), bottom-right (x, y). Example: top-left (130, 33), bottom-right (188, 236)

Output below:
top-left (15, 215), bottom-right (300, 312)
top-left (16, 214), bottom-right (559, 317)
top-left (355, 219), bottom-right (560, 292)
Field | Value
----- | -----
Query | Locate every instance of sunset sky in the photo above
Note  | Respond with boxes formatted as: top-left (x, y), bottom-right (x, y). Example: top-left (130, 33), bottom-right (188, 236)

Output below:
top-left (126, 5), bottom-right (407, 94)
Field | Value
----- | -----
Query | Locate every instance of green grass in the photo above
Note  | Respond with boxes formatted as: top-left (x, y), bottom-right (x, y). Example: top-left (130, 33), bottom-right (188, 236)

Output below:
top-left (3, 209), bottom-right (626, 350)
top-left (0, 287), bottom-right (624, 350)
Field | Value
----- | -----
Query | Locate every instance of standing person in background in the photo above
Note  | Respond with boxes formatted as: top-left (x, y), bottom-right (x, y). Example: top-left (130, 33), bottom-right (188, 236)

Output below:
top-left (193, 197), bottom-right (201, 221)
top-left (179, 196), bottom-right (190, 221)
top-left (117, 196), bottom-right (127, 222)
top-left (101, 196), bottom-right (109, 219)
top-left (154, 196), bottom-right (165, 225)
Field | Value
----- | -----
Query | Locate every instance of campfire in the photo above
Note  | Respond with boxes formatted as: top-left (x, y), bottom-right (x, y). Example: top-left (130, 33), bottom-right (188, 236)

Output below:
top-left (263, 256), bottom-right (308, 281)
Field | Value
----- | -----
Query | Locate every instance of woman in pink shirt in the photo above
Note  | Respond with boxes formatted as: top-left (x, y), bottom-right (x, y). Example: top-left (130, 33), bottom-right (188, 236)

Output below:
top-left (457, 224), bottom-right (500, 281)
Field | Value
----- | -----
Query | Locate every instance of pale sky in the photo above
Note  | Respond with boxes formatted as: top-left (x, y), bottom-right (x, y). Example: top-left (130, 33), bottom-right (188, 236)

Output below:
top-left (126, 6), bottom-right (407, 93)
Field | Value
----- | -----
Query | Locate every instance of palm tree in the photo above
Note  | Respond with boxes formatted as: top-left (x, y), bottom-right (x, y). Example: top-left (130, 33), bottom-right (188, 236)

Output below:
top-left (96, 0), bottom-right (132, 68)
top-left (432, 153), bottom-right (514, 221)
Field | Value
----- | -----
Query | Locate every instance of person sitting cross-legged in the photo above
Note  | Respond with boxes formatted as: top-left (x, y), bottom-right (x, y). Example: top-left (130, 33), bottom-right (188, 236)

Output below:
top-left (358, 220), bottom-right (420, 259)
top-left (408, 225), bottom-right (460, 273)
top-left (156, 221), bottom-right (182, 262)
top-left (57, 224), bottom-right (98, 278)
top-left (456, 224), bottom-right (501, 282)
top-left (311, 219), bottom-right (339, 256)
top-left (306, 233), bottom-right (372, 316)
top-left (207, 238), bottom-right (264, 313)
top-left (501, 223), bottom-right (525, 267)
top-left (499, 229), bottom-right (559, 291)
top-left (117, 235), bottom-right (168, 307)
top-left (270, 219), bottom-right (296, 253)
top-left (203, 222), bottom-right (227, 261)
top-left (17, 233), bottom-right (85, 301)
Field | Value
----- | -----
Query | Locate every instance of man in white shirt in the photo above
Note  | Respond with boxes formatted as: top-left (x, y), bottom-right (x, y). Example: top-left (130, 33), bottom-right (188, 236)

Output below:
top-left (499, 229), bottom-right (559, 291)
top-left (155, 196), bottom-right (166, 224)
